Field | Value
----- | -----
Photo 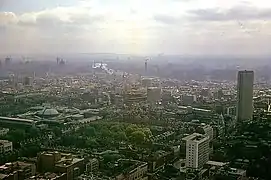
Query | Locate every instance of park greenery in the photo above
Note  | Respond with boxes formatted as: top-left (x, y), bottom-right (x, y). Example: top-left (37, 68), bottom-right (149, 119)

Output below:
top-left (58, 122), bottom-right (153, 149)
top-left (0, 127), bottom-right (42, 165)
top-left (0, 121), bottom-right (154, 165)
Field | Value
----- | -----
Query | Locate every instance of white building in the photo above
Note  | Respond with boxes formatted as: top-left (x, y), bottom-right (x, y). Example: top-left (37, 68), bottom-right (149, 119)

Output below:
top-left (197, 124), bottom-right (214, 154)
top-left (237, 70), bottom-right (254, 122)
top-left (0, 128), bottom-right (9, 136)
top-left (201, 124), bottom-right (213, 141)
top-left (0, 140), bottom-right (13, 153)
top-left (183, 133), bottom-right (209, 169)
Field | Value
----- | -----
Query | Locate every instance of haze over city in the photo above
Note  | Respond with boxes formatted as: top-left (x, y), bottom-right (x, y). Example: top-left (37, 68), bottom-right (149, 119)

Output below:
top-left (1, 1), bottom-right (271, 180)
top-left (1, 0), bottom-right (271, 55)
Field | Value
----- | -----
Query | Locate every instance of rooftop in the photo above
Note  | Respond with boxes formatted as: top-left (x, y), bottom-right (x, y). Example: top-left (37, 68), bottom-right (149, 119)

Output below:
top-left (40, 151), bottom-right (84, 168)
top-left (0, 161), bottom-right (33, 172)
top-left (37, 108), bottom-right (59, 117)
top-left (27, 172), bottom-right (66, 180)
top-left (0, 116), bottom-right (35, 123)
top-left (55, 157), bottom-right (83, 168)
top-left (206, 161), bottom-right (228, 167)
top-left (0, 140), bottom-right (11, 145)
top-left (182, 133), bottom-right (208, 143)
top-left (105, 159), bottom-right (147, 178)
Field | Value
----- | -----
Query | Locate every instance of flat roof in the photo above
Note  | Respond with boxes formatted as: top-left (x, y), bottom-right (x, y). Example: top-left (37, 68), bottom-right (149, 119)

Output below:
top-left (0, 116), bottom-right (35, 123)
top-left (206, 161), bottom-right (227, 167)
top-left (0, 140), bottom-right (11, 143)
top-left (55, 157), bottom-right (84, 167)
top-left (178, 106), bottom-right (211, 112)
top-left (182, 133), bottom-right (208, 143)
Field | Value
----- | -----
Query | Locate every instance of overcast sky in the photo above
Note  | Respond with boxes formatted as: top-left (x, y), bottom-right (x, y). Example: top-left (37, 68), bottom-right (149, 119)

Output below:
top-left (1, 0), bottom-right (271, 55)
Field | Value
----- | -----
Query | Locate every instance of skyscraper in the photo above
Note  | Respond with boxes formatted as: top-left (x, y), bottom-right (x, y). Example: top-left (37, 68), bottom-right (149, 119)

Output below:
top-left (237, 70), bottom-right (254, 122)
top-left (145, 59), bottom-right (148, 75)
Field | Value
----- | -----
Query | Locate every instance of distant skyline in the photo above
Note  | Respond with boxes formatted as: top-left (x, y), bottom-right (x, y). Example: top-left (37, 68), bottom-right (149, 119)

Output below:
top-left (1, 0), bottom-right (271, 55)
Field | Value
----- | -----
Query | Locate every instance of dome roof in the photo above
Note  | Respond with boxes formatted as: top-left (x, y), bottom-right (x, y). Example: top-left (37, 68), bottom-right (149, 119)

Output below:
top-left (37, 108), bottom-right (59, 117)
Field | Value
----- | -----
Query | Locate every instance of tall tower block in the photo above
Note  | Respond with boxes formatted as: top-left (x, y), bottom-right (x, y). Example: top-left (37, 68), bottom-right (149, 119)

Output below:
top-left (237, 70), bottom-right (254, 122)
top-left (145, 58), bottom-right (148, 75)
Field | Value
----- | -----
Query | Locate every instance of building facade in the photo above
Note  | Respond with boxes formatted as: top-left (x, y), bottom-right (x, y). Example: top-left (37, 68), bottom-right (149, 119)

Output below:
top-left (196, 124), bottom-right (214, 154)
top-left (183, 133), bottom-right (209, 169)
top-left (37, 151), bottom-right (84, 180)
top-left (115, 159), bottom-right (148, 180)
top-left (0, 161), bottom-right (36, 180)
top-left (237, 70), bottom-right (254, 122)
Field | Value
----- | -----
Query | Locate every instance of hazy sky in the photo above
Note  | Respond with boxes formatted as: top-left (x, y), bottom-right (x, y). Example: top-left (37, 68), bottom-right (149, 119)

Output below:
top-left (1, 0), bottom-right (271, 55)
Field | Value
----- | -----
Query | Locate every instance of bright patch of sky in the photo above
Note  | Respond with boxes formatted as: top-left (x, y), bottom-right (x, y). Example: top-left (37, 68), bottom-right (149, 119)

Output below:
top-left (1, 0), bottom-right (271, 55)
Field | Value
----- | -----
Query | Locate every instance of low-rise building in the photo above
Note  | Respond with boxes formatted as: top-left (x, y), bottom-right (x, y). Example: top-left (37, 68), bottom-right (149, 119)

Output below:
top-left (0, 161), bottom-right (36, 180)
top-left (0, 128), bottom-right (9, 136)
top-left (0, 140), bottom-right (13, 153)
top-left (107, 159), bottom-right (148, 180)
top-left (213, 167), bottom-right (246, 180)
top-left (37, 151), bottom-right (85, 180)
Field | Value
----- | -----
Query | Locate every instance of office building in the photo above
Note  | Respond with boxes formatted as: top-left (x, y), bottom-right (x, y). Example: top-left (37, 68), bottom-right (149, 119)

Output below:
top-left (183, 133), bottom-right (209, 169)
top-left (237, 70), bottom-right (254, 121)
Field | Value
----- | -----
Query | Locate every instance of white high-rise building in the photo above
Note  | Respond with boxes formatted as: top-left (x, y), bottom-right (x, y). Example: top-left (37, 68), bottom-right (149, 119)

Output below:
top-left (196, 124), bottom-right (214, 154)
top-left (237, 70), bottom-right (254, 122)
top-left (183, 133), bottom-right (209, 169)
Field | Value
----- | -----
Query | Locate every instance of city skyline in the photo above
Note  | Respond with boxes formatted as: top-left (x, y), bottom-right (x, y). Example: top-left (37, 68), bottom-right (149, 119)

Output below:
top-left (1, 0), bottom-right (271, 55)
